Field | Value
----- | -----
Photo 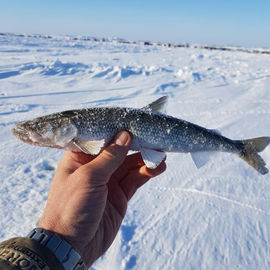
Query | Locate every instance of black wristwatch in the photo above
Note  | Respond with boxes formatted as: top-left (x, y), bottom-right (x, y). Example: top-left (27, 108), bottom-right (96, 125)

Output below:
top-left (27, 228), bottom-right (87, 270)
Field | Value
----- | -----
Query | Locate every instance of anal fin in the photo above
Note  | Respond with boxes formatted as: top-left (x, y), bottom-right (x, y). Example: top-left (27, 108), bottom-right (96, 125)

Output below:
top-left (190, 151), bottom-right (215, 169)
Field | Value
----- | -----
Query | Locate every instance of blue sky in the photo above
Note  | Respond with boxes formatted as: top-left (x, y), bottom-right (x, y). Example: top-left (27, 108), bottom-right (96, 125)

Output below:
top-left (1, 0), bottom-right (270, 48)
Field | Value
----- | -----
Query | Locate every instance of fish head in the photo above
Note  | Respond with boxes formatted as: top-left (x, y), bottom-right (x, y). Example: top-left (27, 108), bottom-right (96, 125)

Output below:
top-left (12, 113), bottom-right (78, 148)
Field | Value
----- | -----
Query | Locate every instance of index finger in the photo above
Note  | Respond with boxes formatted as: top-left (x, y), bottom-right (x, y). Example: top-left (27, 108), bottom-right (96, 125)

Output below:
top-left (111, 152), bottom-right (145, 181)
top-left (119, 160), bottom-right (167, 201)
top-left (58, 151), bottom-right (95, 174)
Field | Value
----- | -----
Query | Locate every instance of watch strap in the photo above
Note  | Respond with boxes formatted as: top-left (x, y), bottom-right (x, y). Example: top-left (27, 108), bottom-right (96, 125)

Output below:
top-left (27, 228), bottom-right (87, 270)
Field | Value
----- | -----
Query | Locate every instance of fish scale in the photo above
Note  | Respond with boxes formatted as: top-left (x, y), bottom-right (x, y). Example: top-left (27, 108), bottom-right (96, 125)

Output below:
top-left (12, 96), bottom-right (270, 174)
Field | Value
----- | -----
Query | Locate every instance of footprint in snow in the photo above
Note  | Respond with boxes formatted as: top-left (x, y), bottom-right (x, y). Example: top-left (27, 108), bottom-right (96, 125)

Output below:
top-left (125, 255), bottom-right (137, 269)
top-left (121, 225), bottom-right (138, 269)
top-left (35, 160), bottom-right (55, 171)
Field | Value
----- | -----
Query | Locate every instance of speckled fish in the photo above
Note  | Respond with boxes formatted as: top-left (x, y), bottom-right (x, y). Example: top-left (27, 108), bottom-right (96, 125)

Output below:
top-left (12, 96), bottom-right (270, 174)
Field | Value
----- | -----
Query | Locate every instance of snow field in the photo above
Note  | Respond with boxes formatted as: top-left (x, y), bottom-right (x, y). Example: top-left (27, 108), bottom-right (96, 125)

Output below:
top-left (0, 34), bottom-right (270, 269)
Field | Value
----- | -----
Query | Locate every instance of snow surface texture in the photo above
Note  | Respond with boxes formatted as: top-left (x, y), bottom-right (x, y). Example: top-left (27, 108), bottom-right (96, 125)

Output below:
top-left (1, 34), bottom-right (270, 270)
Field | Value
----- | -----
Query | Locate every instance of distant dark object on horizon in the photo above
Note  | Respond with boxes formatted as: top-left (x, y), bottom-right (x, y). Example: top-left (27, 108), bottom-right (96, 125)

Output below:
top-left (1, 32), bottom-right (270, 55)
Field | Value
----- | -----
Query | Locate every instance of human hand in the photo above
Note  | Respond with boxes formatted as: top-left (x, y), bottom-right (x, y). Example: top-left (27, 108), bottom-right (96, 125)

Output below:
top-left (38, 131), bottom-right (166, 267)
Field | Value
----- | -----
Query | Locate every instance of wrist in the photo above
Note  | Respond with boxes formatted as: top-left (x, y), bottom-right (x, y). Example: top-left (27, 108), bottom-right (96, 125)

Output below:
top-left (38, 220), bottom-right (94, 267)
top-left (27, 228), bottom-right (87, 270)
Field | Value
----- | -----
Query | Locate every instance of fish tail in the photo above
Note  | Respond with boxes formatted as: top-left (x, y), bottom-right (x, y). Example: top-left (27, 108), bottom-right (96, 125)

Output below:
top-left (237, 137), bottom-right (270, 175)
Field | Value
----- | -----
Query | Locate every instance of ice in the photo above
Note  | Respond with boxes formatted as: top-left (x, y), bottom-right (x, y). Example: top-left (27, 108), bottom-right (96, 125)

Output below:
top-left (1, 33), bottom-right (270, 270)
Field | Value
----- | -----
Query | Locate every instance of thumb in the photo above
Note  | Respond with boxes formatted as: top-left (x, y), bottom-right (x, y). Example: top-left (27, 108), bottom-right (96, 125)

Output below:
top-left (88, 131), bottom-right (132, 177)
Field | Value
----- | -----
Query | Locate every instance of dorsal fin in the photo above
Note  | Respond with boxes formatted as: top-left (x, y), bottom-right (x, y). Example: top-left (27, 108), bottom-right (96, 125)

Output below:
top-left (142, 96), bottom-right (168, 113)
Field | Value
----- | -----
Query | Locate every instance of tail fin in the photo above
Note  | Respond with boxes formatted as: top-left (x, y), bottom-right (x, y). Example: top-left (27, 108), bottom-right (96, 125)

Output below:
top-left (238, 137), bottom-right (270, 175)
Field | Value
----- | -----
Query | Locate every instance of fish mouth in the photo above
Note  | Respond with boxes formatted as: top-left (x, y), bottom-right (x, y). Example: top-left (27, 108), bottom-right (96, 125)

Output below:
top-left (11, 123), bottom-right (42, 145)
top-left (12, 124), bottom-right (25, 138)
top-left (12, 124), bottom-right (32, 144)
top-left (12, 122), bottom-right (59, 148)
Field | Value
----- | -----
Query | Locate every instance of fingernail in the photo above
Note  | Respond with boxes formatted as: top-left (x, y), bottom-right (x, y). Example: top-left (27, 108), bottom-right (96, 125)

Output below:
top-left (114, 131), bottom-right (129, 146)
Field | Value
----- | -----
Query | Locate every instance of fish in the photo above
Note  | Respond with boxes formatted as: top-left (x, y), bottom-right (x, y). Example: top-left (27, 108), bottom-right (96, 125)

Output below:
top-left (12, 96), bottom-right (270, 174)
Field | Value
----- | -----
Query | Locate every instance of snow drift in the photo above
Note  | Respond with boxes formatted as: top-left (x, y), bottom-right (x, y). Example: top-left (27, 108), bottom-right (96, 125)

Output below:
top-left (0, 33), bottom-right (270, 270)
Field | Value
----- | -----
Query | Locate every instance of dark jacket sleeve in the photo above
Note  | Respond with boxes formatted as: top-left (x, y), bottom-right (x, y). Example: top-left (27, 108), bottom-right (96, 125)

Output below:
top-left (0, 237), bottom-right (64, 270)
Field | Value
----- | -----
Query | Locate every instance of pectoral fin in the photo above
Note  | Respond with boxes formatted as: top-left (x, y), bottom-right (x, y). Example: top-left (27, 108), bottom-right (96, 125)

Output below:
top-left (73, 139), bottom-right (105, 155)
top-left (140, 149), bottom-right (166, 169)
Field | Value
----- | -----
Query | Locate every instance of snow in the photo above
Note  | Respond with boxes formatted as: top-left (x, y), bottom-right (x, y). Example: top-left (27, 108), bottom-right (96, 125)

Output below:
top-left (1, 33), bottom-right (270, 270)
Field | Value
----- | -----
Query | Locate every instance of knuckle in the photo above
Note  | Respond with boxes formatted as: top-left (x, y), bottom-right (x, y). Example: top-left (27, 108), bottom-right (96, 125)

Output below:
top-left (78, 166), bottom-right (94, 178)
top-left (102, 148), bottom-right (116, 160)
top-left (102, 146), bottom-right (124, 163)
